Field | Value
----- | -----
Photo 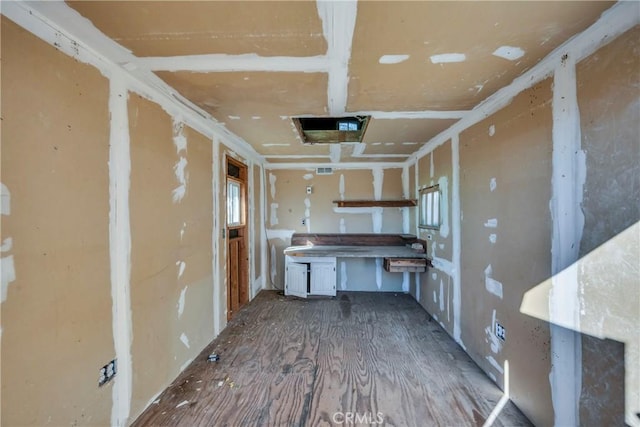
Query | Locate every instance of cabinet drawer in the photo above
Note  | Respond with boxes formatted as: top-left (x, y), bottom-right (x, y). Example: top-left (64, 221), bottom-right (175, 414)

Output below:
top-left (384, 257), bottom-right (427, 273)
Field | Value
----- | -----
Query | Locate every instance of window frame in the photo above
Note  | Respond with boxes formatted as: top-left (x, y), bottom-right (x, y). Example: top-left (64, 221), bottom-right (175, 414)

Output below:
top-left (418, 184), bottom-right (441, 230)
top-left (226, 177), bottom-right (245, 228)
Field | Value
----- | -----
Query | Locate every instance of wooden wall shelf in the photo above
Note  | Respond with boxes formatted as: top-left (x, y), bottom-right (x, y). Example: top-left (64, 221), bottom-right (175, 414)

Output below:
top-left (333, 199), bottom-right (417, 208)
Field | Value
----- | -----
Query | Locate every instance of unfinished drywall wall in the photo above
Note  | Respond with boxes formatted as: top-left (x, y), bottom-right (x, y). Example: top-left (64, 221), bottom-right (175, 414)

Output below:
top-left (1, 18), bottom-right (113, 425)
top-left (128, 94), bottom-right (214, 420)
top-left (414, 78), bottom-right (555, 425)
top-left (265, 168), bottom-right (407, 291)
top-left (415, 142), bottom-right (454, 331)
top-left (576, 26), bottom-right (640, 426)
top-left (458, 80), bottom-right (554, 426)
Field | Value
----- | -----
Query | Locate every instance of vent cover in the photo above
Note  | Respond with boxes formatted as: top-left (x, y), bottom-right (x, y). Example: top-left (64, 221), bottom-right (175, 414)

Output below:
top-left (293, 116), bottom-right (370, 144)
top-left (316, 167), bottom-right (333, 175)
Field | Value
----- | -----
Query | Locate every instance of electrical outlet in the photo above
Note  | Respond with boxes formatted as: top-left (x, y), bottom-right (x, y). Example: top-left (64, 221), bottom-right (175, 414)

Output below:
top-left (495, 323), bottom-right (506, 341)
top-left (301, 218), bottom-right (306, 226)
top-left (99, 359), bottom-right (117, 387)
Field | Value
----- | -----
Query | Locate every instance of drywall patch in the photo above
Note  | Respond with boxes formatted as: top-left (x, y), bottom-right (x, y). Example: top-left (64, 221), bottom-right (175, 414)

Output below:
top-left (0, 184), bottom-right (14, 303)
top-left (439, 280), bottom-right (445, 312)
top-left (0, 238), bottom-right (12, 253)
top-left (433, 290), bottom-right (437, 303)
top-left (339, 218), bottom-right (346, 233)
top-left (303, 173), bottom-right (314, 180)
top-left (108, 78), bottom-right (133, 427)
top-left (270, 203), bottom-right (279, 226)
top-left (270, 244), bottom-right (277, 285)
top-left (484, 218), bottom-right (498, 228)
top-left (485, 309), bottom-right (503, 353)
top-left (371, 207), bottom-right (383, 233)
top-left (269, 173), bottom-right (277, 199)
top-left (402, 272), bottom-right (409, 293)
top-left (372, 168), bottom-right (384, 200)
top-left (177, 286), bottom-right (187, 318)
top-left (172, 120), bottom-right (189, 204)
top-left (549, 53), bottom-right (584, 427)
top-left (430, 53), bottom-right (466, 64)
top-left (489, 125), bottom-right (496, 137)
top-left (375, 258), bottom-right (382, 289)
top-left (1, 184), bottom-right (11, 215)
top-left (431, 272), bottom-right (437, 281)
top-left (438, 176), bottom-right (450, 238)
top-left (180, 222), bottom-right (187, 241)
top-left (317, 0), bottom-right (358, 115)
top-left (493, 46), bottom-right (525, 61)
top-left (339, 174), bottom-right (345, 200)
top-left (172, 157), bottom-right (189, 204)
top-left (402, 167), bottom-right (410, 234)
top-left (340, 261), bottom-right (347, 290)
top-left (451, 134), bottom-right (462, 344)
top-left (172, 119), bottom-right (187, 154)
top-left (490, 178), bottom-right (497, 192)
top-left (484, 264), bottom-right (503, 299)
top-left (228, 115), bottom-right (240, 120)
top-left (329, 144), bottom-right (342, 163)
top-left (431, 256), bottom-right (455, 277)
top-left (176, 261), bottom-right (186, 279)
top-left (489, 234), bottom-right (497, 244)
top-left (1, 255), bottom-right (16, 303)
top-left (379, 54), bottom-right (410, 64)
top-left (486, 355), bottom-right (504, 374)
top-left (304, 198), bottom-right (311, 233)
top-left (430, 152), bottom-right (434, 179)
top-left (180, 333), bottom-right (190, 349)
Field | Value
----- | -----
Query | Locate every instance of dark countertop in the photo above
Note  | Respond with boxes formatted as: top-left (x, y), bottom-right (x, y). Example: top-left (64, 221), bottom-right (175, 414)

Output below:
top-left (284, 245), bottom-right (427, 259)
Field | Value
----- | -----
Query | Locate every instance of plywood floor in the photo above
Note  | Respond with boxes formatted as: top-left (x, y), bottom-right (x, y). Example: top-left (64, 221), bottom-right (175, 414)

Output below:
top-left (132, 291), bottom-right (531, 426)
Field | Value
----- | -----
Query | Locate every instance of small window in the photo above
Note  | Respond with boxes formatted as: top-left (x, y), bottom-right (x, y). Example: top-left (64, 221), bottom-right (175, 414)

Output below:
top-left (227, 179), bottom-right (243, 226)
top-left (419, 185), bottom-right (440, 229)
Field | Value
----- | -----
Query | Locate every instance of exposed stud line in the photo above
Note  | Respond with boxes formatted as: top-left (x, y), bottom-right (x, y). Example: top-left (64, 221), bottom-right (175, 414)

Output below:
top-left (317, 0), bottom-right (358, 115)
top-left (108, 77), bottom-right (133, 427)
top-left (138, 53), bottom-right (330, 73)
top-left (549, 53), bottom-right (583, 427)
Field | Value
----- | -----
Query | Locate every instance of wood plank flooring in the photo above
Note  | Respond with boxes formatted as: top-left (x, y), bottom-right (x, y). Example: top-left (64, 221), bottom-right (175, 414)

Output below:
top-left (132, 291), bottom-right (531, 426)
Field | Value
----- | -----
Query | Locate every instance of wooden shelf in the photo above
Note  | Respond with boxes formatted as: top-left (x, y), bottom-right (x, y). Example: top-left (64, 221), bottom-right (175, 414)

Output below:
top-left (333, 199), bottom-right (417, 208)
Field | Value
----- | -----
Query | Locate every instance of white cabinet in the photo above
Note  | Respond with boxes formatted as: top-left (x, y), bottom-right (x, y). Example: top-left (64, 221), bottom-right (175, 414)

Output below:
top-left (285, 256), bottom-right (336, 298)
top-left (285, 262), bottom-right (308, 298)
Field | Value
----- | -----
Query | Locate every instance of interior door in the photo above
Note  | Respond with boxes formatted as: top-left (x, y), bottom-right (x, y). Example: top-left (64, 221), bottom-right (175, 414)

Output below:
top-left (226, 157), bottom-right (249, 320)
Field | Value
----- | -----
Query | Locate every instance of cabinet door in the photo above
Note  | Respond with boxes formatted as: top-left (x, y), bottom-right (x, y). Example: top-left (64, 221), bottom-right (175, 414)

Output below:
top-left (286, 262), bottom-right (307, 298)
top-left (311, 262), bottom-right (336, 296)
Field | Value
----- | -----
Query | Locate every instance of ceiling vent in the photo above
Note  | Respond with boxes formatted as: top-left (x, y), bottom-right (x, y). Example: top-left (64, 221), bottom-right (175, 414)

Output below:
top-left (316, 167), bottom-right (333, 175)
top-left (293, 116), bottom-right (370, 145)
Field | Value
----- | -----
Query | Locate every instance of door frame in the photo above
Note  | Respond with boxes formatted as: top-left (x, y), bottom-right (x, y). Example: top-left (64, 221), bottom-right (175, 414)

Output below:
top-left (225, 155), bottom-right (249, 320)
